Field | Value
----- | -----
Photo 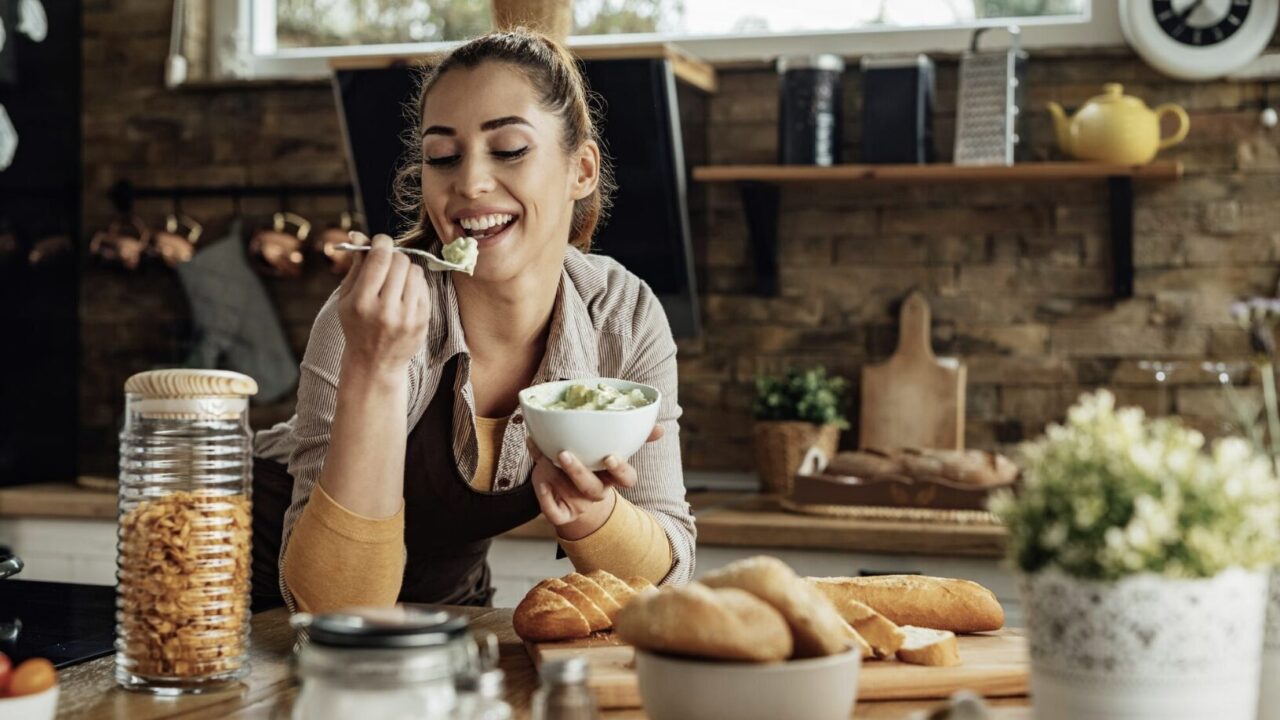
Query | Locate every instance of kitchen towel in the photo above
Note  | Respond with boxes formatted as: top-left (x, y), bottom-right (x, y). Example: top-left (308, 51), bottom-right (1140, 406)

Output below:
top-left (174, 220), bottom-right (299, 403)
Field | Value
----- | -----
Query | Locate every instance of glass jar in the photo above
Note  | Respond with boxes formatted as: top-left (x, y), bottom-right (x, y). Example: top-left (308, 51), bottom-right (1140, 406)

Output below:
top-left (531, 657), bottom-right (600, 720)
top-left (777, 54), bottom-right (845, 166)
top-left (115, 369), bottom-right (258, 694)
top-left (290, 607), bottom-right (478, 720)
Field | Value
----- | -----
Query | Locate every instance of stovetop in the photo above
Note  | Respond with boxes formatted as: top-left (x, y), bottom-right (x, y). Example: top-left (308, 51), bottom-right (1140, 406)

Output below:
top-left (0, 580), bottom-right (116, 668)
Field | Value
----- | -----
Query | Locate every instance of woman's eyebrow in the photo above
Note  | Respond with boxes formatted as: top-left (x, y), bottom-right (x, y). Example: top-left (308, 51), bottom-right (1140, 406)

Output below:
top-left (480, 115), bottom-right (532, 131)
top-left (421, 116), bottom-right (531, 138)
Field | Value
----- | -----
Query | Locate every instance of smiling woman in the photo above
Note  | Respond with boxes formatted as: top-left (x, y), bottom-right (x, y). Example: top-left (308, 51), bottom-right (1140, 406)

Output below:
top-left (250, 29), bottom-right (695, 614)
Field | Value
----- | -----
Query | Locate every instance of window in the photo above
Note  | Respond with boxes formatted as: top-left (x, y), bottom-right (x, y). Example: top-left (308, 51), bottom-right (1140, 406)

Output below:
top-left (210, 0), bottom-right (1121, 81)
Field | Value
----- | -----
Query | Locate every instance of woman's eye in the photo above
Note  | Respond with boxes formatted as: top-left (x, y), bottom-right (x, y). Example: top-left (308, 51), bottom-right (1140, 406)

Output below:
top-left (425, 154), bottom-right (461, 167)
top-left (493, 147), bottom-right (529, 160)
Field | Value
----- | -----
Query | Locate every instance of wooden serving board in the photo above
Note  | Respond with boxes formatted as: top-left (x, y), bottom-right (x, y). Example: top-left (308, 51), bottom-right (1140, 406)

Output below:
top-left (859, 291), bottom-right (966, 453)
top-left (526, 631), bottom-right (1028, 709)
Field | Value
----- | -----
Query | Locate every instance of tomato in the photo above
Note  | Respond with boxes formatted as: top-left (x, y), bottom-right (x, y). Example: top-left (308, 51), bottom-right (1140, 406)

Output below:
top-left (8, 658), bottom-right (56, 697)
top-left (0, 651), bottom-right (10, 696)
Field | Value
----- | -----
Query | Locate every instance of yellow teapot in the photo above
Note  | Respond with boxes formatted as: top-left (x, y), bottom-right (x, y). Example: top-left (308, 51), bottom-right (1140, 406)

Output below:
top-left (1046, 83), bottom-right (1189, 164)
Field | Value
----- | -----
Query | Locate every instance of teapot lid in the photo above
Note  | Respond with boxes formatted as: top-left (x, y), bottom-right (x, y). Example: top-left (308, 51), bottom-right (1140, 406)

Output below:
top-left (1091, 83), bottom-right (1137, 105)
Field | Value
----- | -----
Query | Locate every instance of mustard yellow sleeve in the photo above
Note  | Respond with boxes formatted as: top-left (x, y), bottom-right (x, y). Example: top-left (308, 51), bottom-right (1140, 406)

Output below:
top-left (559, 493), bottom-right (673, 584)
top-left (282, 483), bottom-right (405, 613)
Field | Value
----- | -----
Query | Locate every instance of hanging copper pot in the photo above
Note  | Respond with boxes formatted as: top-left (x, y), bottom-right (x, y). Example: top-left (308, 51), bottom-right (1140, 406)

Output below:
top-left (313, 211), bottom-right (366, 274)
top-left (151, 212), bottom-right (203, 267)
top-left (90, 216), bottom-right (150, 270)
top-left (250, 211), bottom-right (309, 277)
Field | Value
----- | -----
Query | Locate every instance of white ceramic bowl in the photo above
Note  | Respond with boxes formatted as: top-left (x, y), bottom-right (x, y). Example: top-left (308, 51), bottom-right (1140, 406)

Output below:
top-left (0, 685), bottom-right (59, 720)
top-left (634, 648), bottom-right (861, 720)
top-left (518, 378), bottom-right (661, 472)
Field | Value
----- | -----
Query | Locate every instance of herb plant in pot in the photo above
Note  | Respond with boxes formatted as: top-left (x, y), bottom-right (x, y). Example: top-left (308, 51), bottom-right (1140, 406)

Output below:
top-left (991, 390), bottom-right (1280, 720)
top-left (752, 367), bottom-right (848, 494)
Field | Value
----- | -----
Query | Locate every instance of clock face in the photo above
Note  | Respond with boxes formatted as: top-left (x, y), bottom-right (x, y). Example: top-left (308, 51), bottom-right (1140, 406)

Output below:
top-left (1122, 0), bottom-right (1277, 79)
top-left (1152, 0), bottom-right (1250, 46)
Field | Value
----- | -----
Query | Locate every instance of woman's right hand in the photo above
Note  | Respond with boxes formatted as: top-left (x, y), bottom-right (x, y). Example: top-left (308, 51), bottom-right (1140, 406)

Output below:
top-left (338, 232), bottom-right (431, 374)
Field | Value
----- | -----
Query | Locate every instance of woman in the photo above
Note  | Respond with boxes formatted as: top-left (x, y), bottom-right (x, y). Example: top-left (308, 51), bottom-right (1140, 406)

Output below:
top-left (251, 30), bottom-right (695, 613)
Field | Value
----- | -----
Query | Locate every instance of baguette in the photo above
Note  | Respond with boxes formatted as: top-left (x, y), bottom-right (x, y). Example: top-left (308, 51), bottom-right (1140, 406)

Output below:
top-left (615, 582), bottom-right (793, 662)
top-left (565, 573), bottom-right (622, 622)
top-left (512, 586), bottom-right (591, 642)
top-left (896, 626), bottom-right (961, 667)
top-left (808, 575), bottom-right (1004, 633)
top-left (544, 578), bottom-right (611, 632)
top-left (702, 556), bottom-right (849, 658)
top-left (838, 619), bottom-right (874, 659)
top-left (513, 569), bottom-right (645, 642)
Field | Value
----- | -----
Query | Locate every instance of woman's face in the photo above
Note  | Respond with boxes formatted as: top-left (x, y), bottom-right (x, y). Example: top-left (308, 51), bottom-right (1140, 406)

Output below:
top-left (419, 62), bottom-right (598, 282)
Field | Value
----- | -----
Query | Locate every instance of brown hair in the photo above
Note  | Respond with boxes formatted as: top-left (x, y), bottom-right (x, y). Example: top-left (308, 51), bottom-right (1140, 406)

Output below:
top-left (392, 29), bottom-right (615, 252)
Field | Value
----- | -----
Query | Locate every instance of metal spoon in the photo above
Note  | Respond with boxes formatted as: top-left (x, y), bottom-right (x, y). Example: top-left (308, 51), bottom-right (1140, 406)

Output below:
top-left (334, 242), bottom-right (474, 274)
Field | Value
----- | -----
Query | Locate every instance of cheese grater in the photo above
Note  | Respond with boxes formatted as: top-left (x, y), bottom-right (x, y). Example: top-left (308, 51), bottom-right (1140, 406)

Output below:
top-left (954, 26), bottom-right (1027, 166)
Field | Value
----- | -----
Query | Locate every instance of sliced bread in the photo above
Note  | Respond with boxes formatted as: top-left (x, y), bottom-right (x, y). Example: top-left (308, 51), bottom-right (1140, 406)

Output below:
top-left (896, 625), bottom-right (961, 667)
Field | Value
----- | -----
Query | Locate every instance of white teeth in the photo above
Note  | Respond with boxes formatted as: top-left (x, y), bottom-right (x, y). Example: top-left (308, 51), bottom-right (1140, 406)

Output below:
top-left (459, 213), bottom-right (514, 231)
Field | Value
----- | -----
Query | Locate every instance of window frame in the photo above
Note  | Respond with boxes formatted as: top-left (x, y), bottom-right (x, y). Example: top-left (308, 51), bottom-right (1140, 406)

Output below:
top-left (209, 0), bottom-right (1124, 81)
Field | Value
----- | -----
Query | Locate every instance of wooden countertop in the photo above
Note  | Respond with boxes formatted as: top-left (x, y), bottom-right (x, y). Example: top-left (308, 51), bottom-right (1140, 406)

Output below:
top-left (51, 606), bottom-right (1031, 719)
top-left (0, 484), bottom-right (1006, 558)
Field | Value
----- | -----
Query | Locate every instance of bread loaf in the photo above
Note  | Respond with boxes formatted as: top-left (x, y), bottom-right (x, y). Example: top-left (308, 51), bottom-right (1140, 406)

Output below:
top-left (808, 575), bottom-right (1004, 633)
top-left (702, 556), bottom-right (850, 658)
top-left (896, 626), bottom-right (960, 667)
top-left (513, 569), bottom-right (645, 642)
top-left (615, 582), bottom-right (793, 662)
top-left (512, 586), bottom-right (592, 642)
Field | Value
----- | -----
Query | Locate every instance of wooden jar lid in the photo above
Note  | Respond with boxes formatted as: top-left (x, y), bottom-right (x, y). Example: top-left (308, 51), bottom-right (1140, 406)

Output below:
top-left (125, 369), bottom-right (259, 399)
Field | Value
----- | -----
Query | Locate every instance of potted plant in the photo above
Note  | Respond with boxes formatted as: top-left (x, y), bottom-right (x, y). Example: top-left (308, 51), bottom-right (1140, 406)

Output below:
top-left (1229, 297), bottom-right (1280, 720)
top-left (752, 367), bottom-right (849, 494)
top-left (991, 390), bottom-right (1280, 720)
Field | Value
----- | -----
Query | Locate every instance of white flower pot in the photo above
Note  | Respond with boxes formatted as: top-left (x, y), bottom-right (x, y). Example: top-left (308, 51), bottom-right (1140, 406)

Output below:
top-left (1020, 567), bottom-right (1269, 720)
top-left (1261, 570), bottom-right (1280, 720)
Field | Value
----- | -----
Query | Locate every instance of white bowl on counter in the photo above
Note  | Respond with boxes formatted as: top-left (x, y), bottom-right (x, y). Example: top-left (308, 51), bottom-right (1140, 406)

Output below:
top-left (634, 647), bottom-right (861, 720)
top-left (518, 378), bottom-right (661, 472)
top-left (0, 685), bottom-right (59, 720)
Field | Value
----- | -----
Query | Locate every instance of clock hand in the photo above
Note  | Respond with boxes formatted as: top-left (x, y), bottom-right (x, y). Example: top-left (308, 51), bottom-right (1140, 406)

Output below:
top-left (1176, 0), bottom-right (1207, 24)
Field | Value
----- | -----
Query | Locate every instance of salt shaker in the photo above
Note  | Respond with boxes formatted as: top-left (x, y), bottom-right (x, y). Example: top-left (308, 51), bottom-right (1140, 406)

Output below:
top-left (115, 369), bottom-right (257, 694)
top-left (531, 657), bottom-right (600, 720)
top-left (290, 607), bottom-right (477, 720)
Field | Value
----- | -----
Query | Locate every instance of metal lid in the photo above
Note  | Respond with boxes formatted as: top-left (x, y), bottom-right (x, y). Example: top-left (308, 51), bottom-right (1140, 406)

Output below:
top-left (541, 656), bottom-right (589, 685)
top-left (777, 54), bottom-right (845, 73)
top-left (297, 607), bottom-right (470, 649)
top-left (860, 53), bottom-right (934, 70)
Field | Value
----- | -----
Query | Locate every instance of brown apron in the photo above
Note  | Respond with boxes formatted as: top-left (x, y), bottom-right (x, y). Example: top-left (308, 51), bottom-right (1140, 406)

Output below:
top-left (251, 356), bottom-right (540, 611)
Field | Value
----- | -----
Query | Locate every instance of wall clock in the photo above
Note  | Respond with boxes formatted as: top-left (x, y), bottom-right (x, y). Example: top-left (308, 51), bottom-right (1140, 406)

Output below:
top-left (1120, 0), bottom-right (1279, 80)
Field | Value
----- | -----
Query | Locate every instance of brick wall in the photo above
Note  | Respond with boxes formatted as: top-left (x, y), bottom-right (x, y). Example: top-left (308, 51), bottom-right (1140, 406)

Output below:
top-left (79, 2), bottom-right (1280, 473)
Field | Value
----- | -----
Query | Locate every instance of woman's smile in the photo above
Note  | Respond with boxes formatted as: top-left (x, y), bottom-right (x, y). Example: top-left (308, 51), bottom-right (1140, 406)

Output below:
top-left (452, 207), bottom-right (522, 249)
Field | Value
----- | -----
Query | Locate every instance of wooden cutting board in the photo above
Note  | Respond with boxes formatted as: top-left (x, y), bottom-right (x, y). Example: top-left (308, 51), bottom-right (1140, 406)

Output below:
top-left (859, 291), bottom-right (966, 452)
top-left (526, 631), bottom-right (1028, 709)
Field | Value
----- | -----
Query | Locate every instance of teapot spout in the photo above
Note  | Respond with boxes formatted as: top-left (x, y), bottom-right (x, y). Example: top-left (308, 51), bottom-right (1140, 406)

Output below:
top-left (1046, 102), bottom-right (1071, 156)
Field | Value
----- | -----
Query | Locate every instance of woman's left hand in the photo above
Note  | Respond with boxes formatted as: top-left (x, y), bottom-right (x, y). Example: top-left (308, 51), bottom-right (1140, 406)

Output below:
top-left (527, 426), bottom-right (664, 540)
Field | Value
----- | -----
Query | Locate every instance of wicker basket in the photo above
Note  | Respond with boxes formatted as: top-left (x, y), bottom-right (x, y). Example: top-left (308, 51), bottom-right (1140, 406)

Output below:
top-left (752, 421), bottom-right (840, 494)
top-left (491, 0), bottom-right (572, 41)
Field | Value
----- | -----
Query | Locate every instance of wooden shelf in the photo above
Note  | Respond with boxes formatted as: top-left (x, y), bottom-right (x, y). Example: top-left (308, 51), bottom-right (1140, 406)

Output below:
top-left (329, 42), bottom-right (717, 93)
top-left (692, 161), bottom-right (1183, 184)
top-left (691, 162), bottom-right (1183, 299)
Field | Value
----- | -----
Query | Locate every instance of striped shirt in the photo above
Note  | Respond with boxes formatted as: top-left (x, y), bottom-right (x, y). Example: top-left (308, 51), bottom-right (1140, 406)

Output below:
top-left (254, 245), bottom-right (696, 606)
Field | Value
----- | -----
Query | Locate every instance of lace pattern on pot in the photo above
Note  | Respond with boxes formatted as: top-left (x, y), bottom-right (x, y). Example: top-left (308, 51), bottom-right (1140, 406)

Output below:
top-left (1021, 568), bottom-right (1269, 678)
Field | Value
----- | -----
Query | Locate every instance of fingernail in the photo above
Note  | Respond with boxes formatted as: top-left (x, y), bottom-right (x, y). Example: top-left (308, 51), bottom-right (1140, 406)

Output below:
top-left (604, 456), bottom-right (619, 470)
top-left (558, 451), bottom-right (573, 466)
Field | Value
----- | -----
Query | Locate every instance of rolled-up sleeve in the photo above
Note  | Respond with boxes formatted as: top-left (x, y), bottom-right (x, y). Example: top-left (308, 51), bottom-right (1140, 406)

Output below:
top-left (615, 287), bottom-right (696, 585)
